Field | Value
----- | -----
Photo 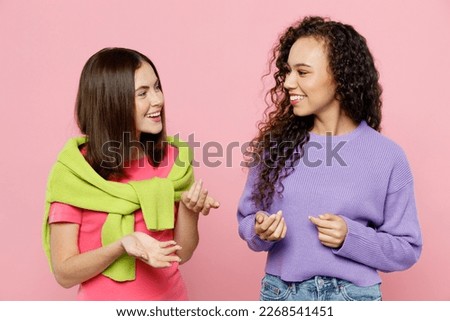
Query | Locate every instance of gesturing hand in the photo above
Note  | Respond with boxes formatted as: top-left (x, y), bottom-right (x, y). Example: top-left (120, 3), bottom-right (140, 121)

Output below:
top-left (254, 210), bottom-right (287, 241)
top-left (309, 213), bottom-right (348, 248)
top-left (181, 179), bottom-right (220, 215)
top-left (121, 232), bottom-right (182, 268)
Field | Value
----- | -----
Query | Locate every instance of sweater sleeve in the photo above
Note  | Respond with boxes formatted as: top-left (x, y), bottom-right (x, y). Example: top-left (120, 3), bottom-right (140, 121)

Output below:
top-left (237, 167), bottom-right (276, 252)
top-left (333, 151), bottom-right (422, 272)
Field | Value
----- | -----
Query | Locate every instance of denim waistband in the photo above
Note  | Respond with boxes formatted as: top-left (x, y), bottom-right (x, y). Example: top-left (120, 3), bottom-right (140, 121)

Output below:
top-left (289, 276), bottom-right (345, 294)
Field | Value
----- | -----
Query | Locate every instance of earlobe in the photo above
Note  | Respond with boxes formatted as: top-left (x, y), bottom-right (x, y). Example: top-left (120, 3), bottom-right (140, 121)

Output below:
top-left (334, 91), bottom-right (342, 101)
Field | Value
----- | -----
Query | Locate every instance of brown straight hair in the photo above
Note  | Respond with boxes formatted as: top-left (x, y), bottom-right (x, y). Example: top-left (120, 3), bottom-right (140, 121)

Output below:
top-left (75, 47), bottom-right (167, 179)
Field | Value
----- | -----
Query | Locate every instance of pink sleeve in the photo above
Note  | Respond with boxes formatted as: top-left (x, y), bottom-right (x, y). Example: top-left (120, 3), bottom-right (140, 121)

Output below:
top-left (48, 202), bottom-right (83, 224)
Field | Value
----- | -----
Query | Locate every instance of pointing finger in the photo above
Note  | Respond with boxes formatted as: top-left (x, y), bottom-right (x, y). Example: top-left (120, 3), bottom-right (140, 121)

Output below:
top-left (189, 180), bottom-right (203, 204)
top-left (186, 181), bottom-right (197, 200)
top-left (309, 216), bottom-right (334, 229)
top-left (318, 213), bottom-right (337, 220)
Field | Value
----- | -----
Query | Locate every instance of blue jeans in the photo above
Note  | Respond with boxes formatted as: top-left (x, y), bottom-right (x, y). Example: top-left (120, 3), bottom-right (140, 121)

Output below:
top-left (260, 274), bottom-right (381, 301)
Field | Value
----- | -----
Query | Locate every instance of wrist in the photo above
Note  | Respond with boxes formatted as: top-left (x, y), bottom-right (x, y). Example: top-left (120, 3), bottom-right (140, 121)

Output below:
top-left (179, 201), bottom-right (201, 216)
top-left (118, 234), bottom-right (134, 254)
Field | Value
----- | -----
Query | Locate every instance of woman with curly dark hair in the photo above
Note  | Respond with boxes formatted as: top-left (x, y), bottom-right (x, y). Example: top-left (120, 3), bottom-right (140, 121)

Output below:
top-left (237, 16), bottom-right (422, 301)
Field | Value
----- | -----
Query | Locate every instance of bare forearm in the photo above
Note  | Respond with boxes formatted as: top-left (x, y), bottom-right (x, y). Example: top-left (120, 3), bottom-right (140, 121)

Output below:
top-left (52, 240), bottom-right (125, 288)
top-left (174, 202), bottom-right (200, 264)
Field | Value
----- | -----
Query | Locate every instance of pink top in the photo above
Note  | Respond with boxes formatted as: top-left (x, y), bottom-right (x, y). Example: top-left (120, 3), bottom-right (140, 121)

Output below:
top-left (49, 145), bottom-right (188, 300)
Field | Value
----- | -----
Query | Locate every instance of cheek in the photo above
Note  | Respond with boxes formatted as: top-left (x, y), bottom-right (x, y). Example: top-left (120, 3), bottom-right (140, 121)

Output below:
top-left (135, 101), bottom-right (147, 114)
top-left (324, 82), bottom-right (337, 99)
top-left (308, 78), bottom-right (336, 98)
top-left (299, 76), bottom-right (317, 92)
top-left (320, 73), bottom-right (337, 95)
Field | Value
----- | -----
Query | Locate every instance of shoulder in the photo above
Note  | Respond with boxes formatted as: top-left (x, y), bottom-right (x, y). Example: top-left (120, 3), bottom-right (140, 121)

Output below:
top-left (361, 125), bottom-right (409, 163)
top-left (365, 129), bottom-right (413, 193)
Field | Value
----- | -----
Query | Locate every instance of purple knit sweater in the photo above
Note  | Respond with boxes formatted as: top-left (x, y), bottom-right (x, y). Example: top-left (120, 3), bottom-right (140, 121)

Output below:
top-left (237, 121), bottom-right (422, 286)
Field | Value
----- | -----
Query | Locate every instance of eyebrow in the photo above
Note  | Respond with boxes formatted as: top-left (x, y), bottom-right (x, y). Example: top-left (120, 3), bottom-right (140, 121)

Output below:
top-left (135, 79), bottom-right (160, 91)
top-left (292, 63), bottom-right (312, 68)
top-left (135, 85), bottom-right (149, 92)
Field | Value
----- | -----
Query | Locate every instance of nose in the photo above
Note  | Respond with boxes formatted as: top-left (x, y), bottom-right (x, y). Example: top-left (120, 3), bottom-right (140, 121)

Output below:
top-left (149, 92), bottom-right (163, 107)
top-left (283, 71), bottom-right (298, 90)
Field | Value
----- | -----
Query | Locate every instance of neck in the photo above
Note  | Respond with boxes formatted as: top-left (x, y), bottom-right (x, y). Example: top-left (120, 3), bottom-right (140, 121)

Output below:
top-left (130, 147), bottom-right (145, 160)
top-left (312, 109), bottom-right (358, 136)
top-left (130, 132), bottom-right (143, 160)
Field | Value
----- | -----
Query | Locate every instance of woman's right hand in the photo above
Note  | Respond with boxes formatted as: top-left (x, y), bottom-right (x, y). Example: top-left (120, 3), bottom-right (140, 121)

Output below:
top-left (181, 179), bottom-right (220, 216)
top-left (121, 232), bottom-right (182, 268)
top-left (254, 210), bottom-right (287, 241)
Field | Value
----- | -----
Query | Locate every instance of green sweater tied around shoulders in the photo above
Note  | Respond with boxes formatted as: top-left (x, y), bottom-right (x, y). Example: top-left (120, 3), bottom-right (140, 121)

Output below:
top-left (42, 136), bottom-right (194, 282)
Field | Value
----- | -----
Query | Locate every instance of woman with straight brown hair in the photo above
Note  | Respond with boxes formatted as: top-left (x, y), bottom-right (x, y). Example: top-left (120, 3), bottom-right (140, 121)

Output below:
top-left (43, 47), bottom-right (219, 300)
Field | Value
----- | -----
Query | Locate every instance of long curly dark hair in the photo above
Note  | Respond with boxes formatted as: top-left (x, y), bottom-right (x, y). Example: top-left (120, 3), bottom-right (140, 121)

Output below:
top-left (248, 16), bottom-right (383, 210)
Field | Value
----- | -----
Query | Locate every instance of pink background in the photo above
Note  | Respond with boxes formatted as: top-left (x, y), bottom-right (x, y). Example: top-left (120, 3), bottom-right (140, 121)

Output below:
top-left (1, 0), bottom-right (449, 300)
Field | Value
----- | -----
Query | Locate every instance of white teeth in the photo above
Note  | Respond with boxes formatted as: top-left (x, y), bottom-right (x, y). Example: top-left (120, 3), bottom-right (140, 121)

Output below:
top-left (290, 95), bottom-right (306, 101)
top-left (145, 112), bottom-right (161, 118)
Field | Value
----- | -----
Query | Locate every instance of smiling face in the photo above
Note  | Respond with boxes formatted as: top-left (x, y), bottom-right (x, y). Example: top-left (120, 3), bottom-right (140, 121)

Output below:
top-left (283, 36), bottom-right (340, 118)
top-left (134, 61), bottom-right (164, 137)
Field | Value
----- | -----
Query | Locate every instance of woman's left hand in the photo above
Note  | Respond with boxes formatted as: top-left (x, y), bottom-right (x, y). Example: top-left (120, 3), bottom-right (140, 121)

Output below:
top-left (309, 213), bottom-right (348, 248)
top-left (181, 179), bottom-right (220, 215)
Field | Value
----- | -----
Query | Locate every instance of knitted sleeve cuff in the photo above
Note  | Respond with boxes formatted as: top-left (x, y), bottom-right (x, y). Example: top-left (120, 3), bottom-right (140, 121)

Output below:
top-left (332, 215), bottom-right (421, 272)
top-left (238, 213), bottom-right (275, 252)
top-left (331, 216), bottom-right (376, 261)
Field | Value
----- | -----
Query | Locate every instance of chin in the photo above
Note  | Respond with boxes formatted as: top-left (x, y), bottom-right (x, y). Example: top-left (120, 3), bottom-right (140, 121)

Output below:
top-left (147, 129), bottom-right (163, 135)
top-left (139, 126), bottom-right (163, 135)
top-left (292, 109), bottom-right (311, 117)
